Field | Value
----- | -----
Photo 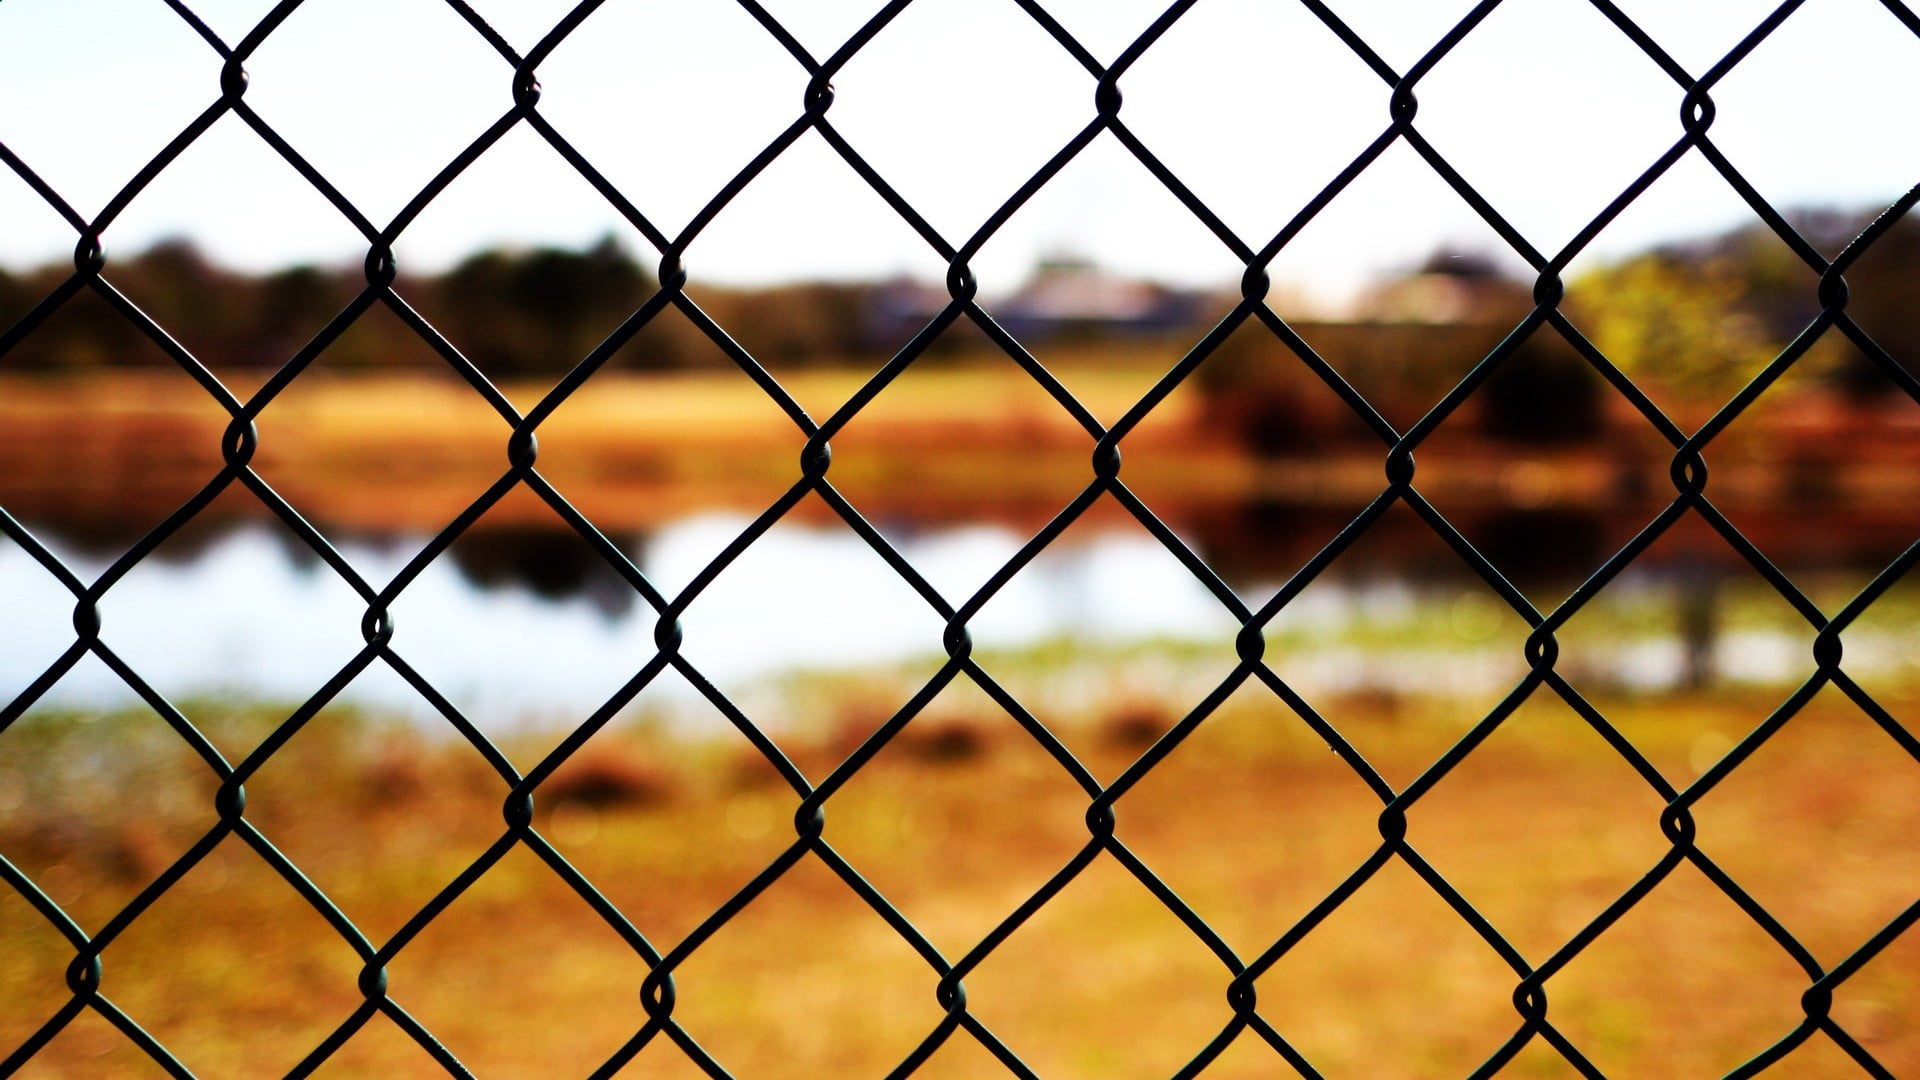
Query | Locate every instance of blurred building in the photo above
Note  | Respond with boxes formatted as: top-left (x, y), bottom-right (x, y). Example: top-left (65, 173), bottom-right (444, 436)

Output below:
top-left (862, 257), bottom-right (1208, 347)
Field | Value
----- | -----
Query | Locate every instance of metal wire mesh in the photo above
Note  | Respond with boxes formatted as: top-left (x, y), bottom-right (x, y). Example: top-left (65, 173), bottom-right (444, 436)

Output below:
top-left (3, 0), bottom-right (1919, 1075)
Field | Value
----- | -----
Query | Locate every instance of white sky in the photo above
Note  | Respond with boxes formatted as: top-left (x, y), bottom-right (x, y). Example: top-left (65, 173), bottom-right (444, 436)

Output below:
top-left (3, 0), bottom-right (1919, 304)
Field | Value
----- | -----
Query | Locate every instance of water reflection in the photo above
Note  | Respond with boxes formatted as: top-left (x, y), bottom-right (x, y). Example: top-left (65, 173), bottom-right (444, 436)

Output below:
top-left (448, 524), bottom-right (643, 618)
top-left (0, 515), bottom-right (1247, 727)
top-left (6, 507), bottom-right (1905, 734)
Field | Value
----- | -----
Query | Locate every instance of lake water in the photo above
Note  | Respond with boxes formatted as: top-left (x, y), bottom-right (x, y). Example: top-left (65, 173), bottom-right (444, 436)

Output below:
top-left (0, 512), bottom-right (1886, 733)
top-left (2, 514), bottom-right (1260, 727)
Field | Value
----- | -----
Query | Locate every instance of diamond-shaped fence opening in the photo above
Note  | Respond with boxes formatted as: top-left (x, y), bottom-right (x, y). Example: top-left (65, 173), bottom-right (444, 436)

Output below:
top-left (3, 0), bottom-right (1920, 1076)
top-left (826, 0), bottom-right (1095, 246)
top-left (533, 0), bottom-right (812, 242)
top-left (243, 0), bottom-right (512, 228)
top-left (1084, 0), bottom-right (1393, 249)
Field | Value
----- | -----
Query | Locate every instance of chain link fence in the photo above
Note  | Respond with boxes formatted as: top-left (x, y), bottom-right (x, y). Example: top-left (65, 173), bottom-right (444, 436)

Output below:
top-left (3, 0), bottom-right (1919, 1075)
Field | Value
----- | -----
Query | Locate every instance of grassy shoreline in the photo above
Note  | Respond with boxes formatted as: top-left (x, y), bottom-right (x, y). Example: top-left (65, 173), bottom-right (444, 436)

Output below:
top-left (0, 364), bottom-right (1226, 536)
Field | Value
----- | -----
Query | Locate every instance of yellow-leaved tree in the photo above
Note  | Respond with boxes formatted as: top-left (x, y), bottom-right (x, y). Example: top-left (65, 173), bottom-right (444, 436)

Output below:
top-left (1571, 253), bottom-right (1784, 417)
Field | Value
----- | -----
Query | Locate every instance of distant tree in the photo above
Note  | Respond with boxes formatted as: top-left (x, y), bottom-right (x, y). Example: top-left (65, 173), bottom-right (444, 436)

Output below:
top-left (1635, 207), bottom-right (1920, 399)
top-left (251, 265), bottom-right (345, 361)
top-left (1570, 252), bottom-right (1780, 405)
top-left (0, 259), bottom-right (145, 371)
top-left (0, 266), bottom-right (26, 327)
top-left (1817, 211), bottom-right (1920, 396)
top-left (116, 240), bottom-right (244, 362)
top-left (734, 282), bottom-right (879, 365)
top-left (434, 236), bottom-right (655, 376)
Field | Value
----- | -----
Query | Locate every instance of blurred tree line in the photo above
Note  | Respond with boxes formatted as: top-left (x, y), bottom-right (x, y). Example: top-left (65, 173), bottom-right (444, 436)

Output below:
top-left (0, 236), bottom-right (885, 377)
top-left (4, 208), bottom-right (1915, 405)
top-left (1580, 208), bottom-right (1920, 401)
top-left (1198, 206), bottom-right (1920, 450)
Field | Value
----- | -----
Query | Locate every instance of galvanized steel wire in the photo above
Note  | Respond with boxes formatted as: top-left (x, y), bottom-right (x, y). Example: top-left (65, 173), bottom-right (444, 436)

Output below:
top-left (3, 0), bottom-right (1920, 1075)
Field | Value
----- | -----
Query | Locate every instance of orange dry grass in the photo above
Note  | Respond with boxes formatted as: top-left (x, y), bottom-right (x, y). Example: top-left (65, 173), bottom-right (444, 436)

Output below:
top-left (1, 689), bottom-right (1916, 1078)
top-left (0, 361), bottom-right (1217, 538)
